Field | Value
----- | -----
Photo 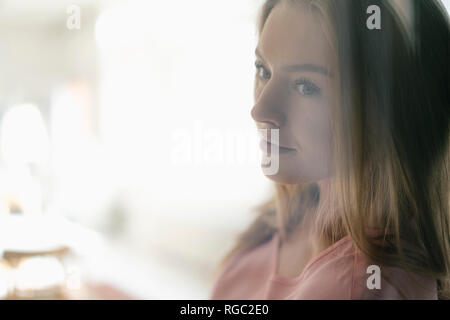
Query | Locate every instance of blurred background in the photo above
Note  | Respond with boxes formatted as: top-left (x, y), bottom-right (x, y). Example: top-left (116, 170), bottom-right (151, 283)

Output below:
top-left (0, 0), bottom-right (273, 299)
top-left (0, 0), bottom-right (448, 299)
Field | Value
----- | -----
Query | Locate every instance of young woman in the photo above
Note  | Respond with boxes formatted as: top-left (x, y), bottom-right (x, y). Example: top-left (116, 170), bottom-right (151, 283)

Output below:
top-left (211, 0), bottom-right (450, 299)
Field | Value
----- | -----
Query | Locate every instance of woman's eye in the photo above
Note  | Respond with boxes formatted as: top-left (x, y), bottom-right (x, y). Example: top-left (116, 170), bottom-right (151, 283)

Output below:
top-left (295, 79), bottom-right (321, 96)
top-left (255, 62), bottom-right (270, 80)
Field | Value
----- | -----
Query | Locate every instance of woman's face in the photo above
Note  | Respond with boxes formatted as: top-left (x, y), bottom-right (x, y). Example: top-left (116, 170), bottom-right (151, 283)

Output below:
top-left (251, 2), bottom-right (338, 184)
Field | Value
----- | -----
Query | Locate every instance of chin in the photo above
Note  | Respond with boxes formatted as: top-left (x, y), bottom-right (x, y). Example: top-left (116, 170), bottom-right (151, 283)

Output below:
top-left (262, 169), bottom-right (301, 184)
top-left (262, 167), bottom-right (331, 185)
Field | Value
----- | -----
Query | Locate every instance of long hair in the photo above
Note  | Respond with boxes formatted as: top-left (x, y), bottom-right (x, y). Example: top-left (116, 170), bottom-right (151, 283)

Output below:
top-left (216, 0), bottom-right (450, 299)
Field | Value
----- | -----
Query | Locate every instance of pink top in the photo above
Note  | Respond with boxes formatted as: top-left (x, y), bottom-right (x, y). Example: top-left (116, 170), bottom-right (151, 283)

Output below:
top-left (210, 231), bottom-right (437, 299)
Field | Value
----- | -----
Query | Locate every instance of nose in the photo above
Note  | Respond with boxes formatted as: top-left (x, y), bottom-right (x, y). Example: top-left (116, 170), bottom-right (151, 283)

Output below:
top-left (250, 82), bottom-right (285, 129)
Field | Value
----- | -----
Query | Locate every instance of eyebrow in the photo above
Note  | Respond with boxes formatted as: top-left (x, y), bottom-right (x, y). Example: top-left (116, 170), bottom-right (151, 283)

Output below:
top-left (255, 48), bottom-right (333, 78)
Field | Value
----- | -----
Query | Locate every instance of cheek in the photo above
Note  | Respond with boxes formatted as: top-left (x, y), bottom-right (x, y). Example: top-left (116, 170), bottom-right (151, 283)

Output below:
top-left (288, 101), bottom-right (332, 149)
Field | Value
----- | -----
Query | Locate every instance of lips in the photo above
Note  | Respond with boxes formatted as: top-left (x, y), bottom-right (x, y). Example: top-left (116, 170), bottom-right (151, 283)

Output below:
top-left (259, 139), bottom-right (296, 154)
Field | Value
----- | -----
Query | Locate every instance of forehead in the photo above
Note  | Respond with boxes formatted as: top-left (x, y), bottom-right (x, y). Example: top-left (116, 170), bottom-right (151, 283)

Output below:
top-left (257, 2), bottom-right (335, 70)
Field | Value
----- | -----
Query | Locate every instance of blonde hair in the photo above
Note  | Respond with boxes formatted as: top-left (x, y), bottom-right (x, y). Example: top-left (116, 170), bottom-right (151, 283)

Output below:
top-left (215, 0), bottom-right (450, 299)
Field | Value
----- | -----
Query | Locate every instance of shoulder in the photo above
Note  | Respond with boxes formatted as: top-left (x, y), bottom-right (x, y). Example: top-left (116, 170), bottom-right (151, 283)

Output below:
top-left (355, 264), bottom-right (438, 300)
top-left (219, 236), bottom-right (275, 279)
top-left (210, 235), bottom-right (276, 299)
top-left (286, 236), bottom-right (356, 299)
top-left (287, 236), bottom-right (437, 300)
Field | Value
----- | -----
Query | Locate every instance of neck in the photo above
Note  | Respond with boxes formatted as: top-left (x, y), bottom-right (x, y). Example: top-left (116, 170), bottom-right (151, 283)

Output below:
top-left (278, 178), bottom-right (337, 252)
